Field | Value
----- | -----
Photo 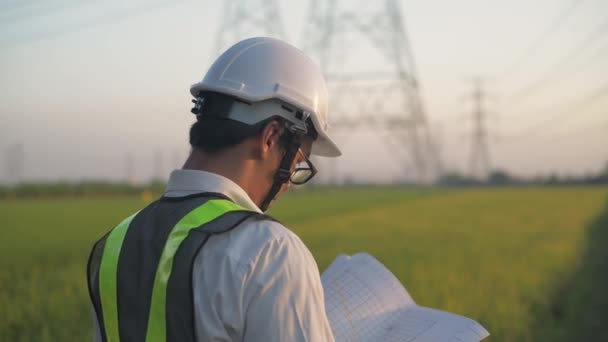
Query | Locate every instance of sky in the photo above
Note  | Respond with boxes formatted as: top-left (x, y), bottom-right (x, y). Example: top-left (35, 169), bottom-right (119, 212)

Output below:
top-left (0, 0), bottom-right (607, 184)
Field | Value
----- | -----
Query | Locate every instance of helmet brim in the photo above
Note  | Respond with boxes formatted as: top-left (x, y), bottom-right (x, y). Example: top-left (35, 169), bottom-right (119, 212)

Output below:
top-left (312, 132), bottom-right (341, 157)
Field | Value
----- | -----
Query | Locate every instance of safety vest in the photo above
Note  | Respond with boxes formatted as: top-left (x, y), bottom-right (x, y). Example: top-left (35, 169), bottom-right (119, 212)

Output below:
top-left (87, 193), bottom-right (271, 342)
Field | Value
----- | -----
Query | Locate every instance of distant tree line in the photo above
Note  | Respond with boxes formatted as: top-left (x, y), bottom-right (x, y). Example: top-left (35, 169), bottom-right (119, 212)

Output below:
top-left (438, 162), bottom-right (608, 187)
top-left (1, 163), bottom-right (607, 199)
top-left (0, 181), bottom-right (166, 199)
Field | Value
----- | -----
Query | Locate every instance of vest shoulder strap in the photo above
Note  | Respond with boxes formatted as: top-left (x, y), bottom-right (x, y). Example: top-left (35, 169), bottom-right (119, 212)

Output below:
top-left (87, 194), bottom-right (276, 342)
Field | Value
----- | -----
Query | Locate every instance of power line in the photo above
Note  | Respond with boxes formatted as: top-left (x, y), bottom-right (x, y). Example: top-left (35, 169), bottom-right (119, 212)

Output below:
top-left (541, 119), bottom-right (608, 141)
top-left (498, 0), bottom-right (586, 79)
top-left (505, 80), bottom-right (608, 139)
top-left (0, 0), bottom-right (46, 13)
top-left (0, 1), bottom-right (180, 48)
top-left (0, 0), bottom-right (85, 23)
top-left (508, 14), bottom-right (608, 103)
top-left (499, 37), bottom-right (608, 122)
top-left (590, 40), bottom-right (608, 61)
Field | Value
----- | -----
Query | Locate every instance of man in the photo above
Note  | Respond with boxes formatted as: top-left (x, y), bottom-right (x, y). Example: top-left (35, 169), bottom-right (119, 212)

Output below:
top-left (87, 37), bottom-right (341, 342)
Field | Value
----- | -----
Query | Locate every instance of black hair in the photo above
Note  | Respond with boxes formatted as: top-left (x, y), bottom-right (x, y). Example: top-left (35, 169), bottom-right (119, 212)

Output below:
top-left (189, 91), bottom-right (318, 154)
top-left (189, 116), bottom-right (271, 153)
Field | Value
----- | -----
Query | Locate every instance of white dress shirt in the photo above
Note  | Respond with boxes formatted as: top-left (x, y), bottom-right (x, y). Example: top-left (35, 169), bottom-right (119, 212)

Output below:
top-left (93, 169), bottom-right (335, 342)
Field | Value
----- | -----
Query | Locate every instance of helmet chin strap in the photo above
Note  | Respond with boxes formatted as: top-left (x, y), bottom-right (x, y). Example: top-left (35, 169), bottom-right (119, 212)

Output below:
top-left (260, 131), bottom-right (302, 212)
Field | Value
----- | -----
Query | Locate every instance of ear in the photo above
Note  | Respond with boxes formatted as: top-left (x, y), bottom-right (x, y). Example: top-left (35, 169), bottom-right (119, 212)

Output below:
top-left (300, 137), bottom-right (314, 158)
top-left (258, 120), bottom-right (283, 160)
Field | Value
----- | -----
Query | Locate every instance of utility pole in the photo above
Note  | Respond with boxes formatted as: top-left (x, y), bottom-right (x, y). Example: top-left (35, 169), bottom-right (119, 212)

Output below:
top-left (172, 148), bottom-right (182, 171)
top-left (302, 0), bottom-right (441, 184)
top-left (125, 152), bottom-right (135, 185)
top-left (5, 142), bottom-right (24, 185)
top-left (468, 78), bottom-right (491, 180)
top-left (214, 0), bottom-right (285, 53)
top-left (153, 147), bottom-right (163, 182)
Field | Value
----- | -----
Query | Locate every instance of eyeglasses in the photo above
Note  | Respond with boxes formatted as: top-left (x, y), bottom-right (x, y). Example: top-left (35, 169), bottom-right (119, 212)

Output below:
top-left (290, 148), bottom-right (317, 185)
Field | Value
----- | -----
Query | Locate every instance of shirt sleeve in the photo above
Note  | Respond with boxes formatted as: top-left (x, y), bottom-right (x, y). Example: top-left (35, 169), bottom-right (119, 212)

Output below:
top-left (242, 232), bottom-right (336, 342)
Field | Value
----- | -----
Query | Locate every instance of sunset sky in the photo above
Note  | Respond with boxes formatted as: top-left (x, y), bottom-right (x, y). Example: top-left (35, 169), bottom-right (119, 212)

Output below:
top-left (1, 0), bottom-right (606, 184)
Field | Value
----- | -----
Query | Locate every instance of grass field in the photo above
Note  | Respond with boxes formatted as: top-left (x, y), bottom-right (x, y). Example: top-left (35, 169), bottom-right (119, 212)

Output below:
top-left (1, 186), bottom-right (607, 341)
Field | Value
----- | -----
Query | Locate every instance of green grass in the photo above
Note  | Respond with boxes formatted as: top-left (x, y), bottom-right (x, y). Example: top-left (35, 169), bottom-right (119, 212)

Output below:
top-left (1, 187), bottom-right (607, 341)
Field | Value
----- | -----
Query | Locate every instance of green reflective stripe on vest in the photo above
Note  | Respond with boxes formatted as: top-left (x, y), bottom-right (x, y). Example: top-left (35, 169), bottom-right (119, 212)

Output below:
top-left (99, 212), bottom-right (139, 342)
top-left (145, 199), bottom-right (247, 342)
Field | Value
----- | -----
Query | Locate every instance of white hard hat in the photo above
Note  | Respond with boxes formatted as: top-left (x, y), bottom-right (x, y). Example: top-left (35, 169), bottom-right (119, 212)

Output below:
top-left (190, 37), bottom-right (341, 157)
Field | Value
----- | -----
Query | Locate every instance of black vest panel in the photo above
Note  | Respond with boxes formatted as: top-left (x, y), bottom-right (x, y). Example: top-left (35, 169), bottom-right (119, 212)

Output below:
top-left (87, 193), bottom-right (273, 342)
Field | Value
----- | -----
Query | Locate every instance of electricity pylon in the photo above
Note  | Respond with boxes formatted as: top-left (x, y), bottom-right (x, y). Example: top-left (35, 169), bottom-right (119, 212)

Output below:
top-left (302, 0), bottom-right (441, 183)
top-left (214, 0), bottom-right (285, 53)
top-left (468, 78), bottom-right (491, 180)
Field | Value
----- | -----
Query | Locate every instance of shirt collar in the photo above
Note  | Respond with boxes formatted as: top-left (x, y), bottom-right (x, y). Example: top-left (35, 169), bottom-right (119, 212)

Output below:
top-left (164, 169), bottom-right (263, 213)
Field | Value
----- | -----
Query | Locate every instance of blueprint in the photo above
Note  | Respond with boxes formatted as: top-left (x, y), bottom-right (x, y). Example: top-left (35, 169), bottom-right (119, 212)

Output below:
top-left (321, 254), bottom-right (489, 342)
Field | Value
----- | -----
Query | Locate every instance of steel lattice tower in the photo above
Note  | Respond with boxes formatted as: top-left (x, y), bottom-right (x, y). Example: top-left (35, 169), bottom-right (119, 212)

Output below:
top-left (302, 0), bottom-right (441, 183)
top-left (468, 78), bottom-right (491, 180)
top-left (214, 0), bottom-right (285, 53)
